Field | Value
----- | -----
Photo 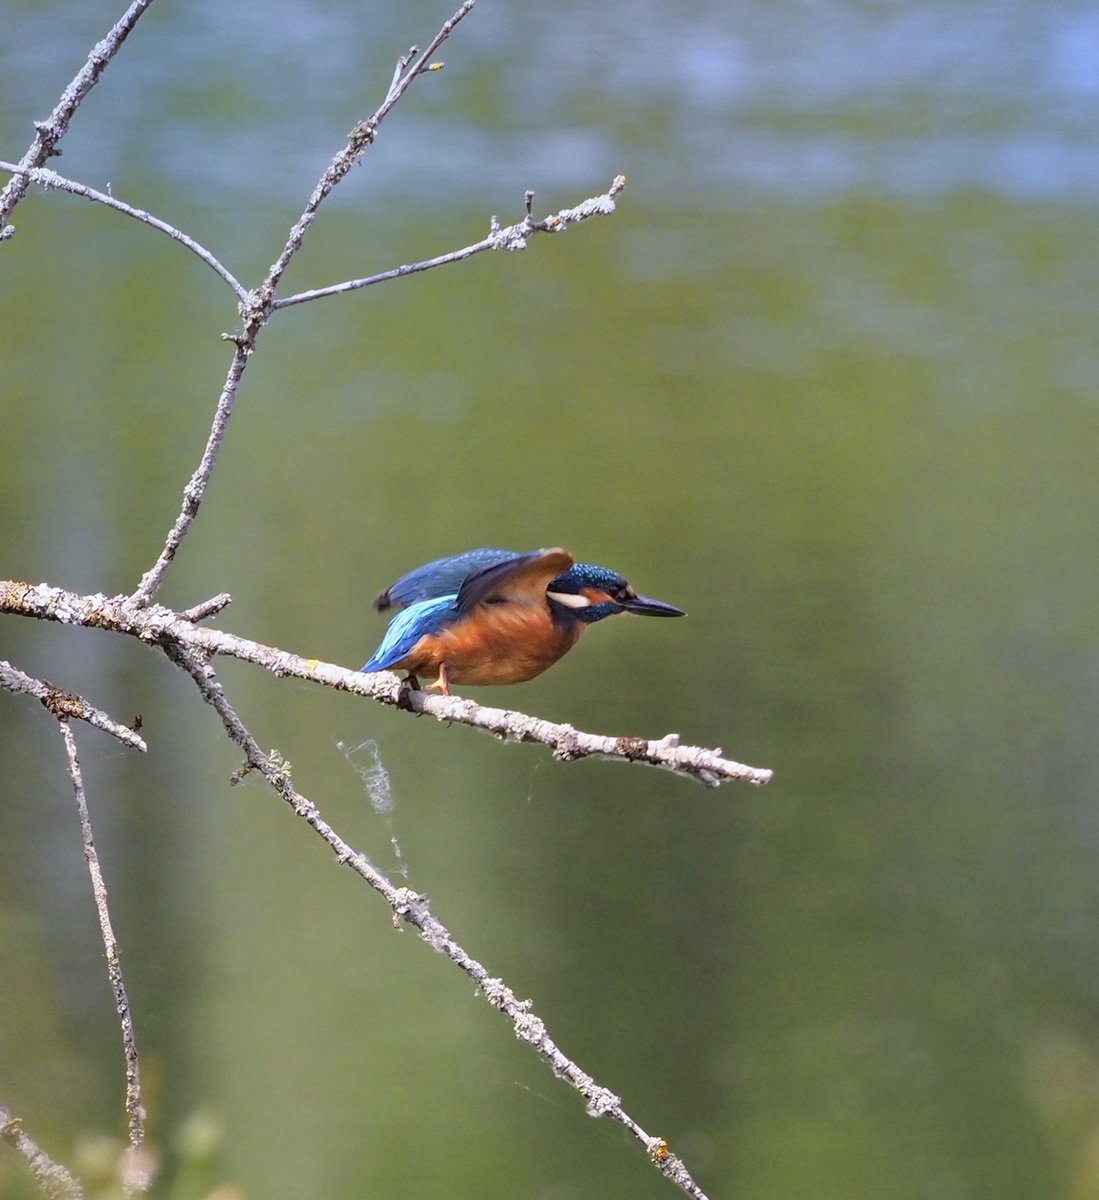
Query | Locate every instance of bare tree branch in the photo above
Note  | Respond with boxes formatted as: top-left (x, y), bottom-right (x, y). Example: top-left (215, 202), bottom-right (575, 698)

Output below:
top-left (263, 0), bottom-right (477, 296)
top-left (127, 0), bottom-right (474, 609)
top-left (0, 0), bottom-right (157, 239)
top-left (0, 1104), bottom-right (83, 1200)
top-left (165, 645), bottom-right (712, 1200)
top-left (0, 660), bottom-right (147, 751)
top-left (2, 582), bottom-right (773, 788)
top-left (179, 592), bottom-right (232, 622)
top-left (129, 345), bottom-right (250, 607)
top-left (0, 163), bottom-right (246, 299)
top-left (58, 723), bottom-right (150, 1194)
top-left (274, 176), bottom-right (628, 309)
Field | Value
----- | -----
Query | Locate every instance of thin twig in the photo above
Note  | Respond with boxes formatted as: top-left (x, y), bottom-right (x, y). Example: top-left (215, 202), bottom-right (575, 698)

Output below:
top-left (262, 0), bottom-right (476, 297)
top-left (0, 163), bottom-right (246, 300)
top-left (0, 0), bottom-right (156, 239)
top-left (2, 582), bottom-right (773, 787)
top-left (58, 723), bottom-right (149, 1192)
top-left (0, 659), bottom-right (147, 751)
top-left (167, 646), bottom-right (711, 1200)
top-left (0, 1104), bottom-right (83, 1200)
top-left (275, 176), bottom-right (627, 310)
top-left (129, 345), bottom-right (250, 606)
top-left (180, 592), bottom-right (233, 622)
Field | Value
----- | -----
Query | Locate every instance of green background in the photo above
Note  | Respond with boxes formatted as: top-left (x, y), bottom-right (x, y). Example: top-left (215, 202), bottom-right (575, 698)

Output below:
top-left (4, 1), bottom-right (1099, 1197)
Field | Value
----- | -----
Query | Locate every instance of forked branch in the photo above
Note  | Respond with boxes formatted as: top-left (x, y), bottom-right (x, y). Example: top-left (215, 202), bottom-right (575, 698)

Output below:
top-left (0, 162), bottom-right (247, 298)
top-left (165, 646), bottom-right (713, 1200)
top-left (1, 581), bottom-right (772, 788)
top-left (0, 659), bottom-right (147, 750)
top-left (0, 0), bottom-right (157, 239)
top-left (264, 0), bottom-right (477, 295)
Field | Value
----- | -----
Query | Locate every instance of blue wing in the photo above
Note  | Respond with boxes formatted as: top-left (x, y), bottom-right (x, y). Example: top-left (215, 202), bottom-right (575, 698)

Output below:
top-left (456, 548), bottom-right (574, 613)
top-left (373, 548), bottom-right (517, 612)
top-left (361, 595), bottom-right (459, 672)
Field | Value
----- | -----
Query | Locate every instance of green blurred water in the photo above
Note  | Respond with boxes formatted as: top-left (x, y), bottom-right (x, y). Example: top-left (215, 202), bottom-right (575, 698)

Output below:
top-left (4, 2), bottom-right (1099, 1198)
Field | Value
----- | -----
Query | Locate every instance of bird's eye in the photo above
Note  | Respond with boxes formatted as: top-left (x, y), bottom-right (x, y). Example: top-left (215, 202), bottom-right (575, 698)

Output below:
top-left (486, 594), bottom-right (507, 605)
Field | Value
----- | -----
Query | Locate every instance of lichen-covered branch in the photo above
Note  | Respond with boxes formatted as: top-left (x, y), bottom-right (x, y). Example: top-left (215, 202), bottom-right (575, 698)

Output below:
top-left (129, 344), bottom-right (251, 606)
top-left (1, 581), bottom-right (773, 787)
top-left (263, 0), bottom-right (476, 296)
top-left (166, 646), bottom-right (712, 1200)
top-left (0, 1104), bottom-right (83, 1200)
top-left (58, 724), bottom-right (150, 1194)
top-left (0, 659), bottom-right (147, 750)
top-left (0, 0), bottom-right (156, 239)
top-left (0, 162), bottom-right (246, 299)
top-left (274, 176), bottom-right (627, 309)
top-left (3, 5), bottom-right (742, 1195)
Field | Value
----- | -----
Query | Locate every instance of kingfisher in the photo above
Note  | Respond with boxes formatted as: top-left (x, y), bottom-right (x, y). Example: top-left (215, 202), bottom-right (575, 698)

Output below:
top-left (361, 547), bottom-right (685, 695)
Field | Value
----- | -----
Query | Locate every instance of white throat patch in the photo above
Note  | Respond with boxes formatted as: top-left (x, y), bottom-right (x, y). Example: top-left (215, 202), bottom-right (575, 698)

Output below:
top-left (547, 590), bottom-right (591, 609)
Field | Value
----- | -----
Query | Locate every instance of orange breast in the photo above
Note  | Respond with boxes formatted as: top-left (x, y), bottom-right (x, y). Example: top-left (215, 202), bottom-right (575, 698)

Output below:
top-left (400, 604), bottom-right (583, 685)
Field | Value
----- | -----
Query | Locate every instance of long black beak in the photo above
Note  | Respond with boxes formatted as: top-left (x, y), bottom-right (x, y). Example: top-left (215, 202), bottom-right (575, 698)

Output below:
top-left (620, 593), bottom-right (686, 617)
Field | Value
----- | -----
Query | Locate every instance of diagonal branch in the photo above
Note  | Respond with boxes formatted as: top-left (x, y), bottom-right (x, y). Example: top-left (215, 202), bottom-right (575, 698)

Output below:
top-left (166, 644), bottom-right (712, 1200)
top-left (1, 659), bottom-right (147, 751)
top-left (0, 163), bottom-right (246, 300)
top-left (129, 345), bottom-right (250, 606)
top-left (0, 1104), bottom-right (83, 1200)
top-left (262, 0), bottom-right (476, 297)
top-left (58, 723), bottom-right (150, 1194)
top-left (0, 0), bottom-right (157, 239)
top-left (1, 581), bottom-right (773, 787)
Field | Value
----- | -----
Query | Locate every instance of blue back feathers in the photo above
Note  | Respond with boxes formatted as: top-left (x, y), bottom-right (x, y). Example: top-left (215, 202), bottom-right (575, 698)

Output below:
top-left (374, 548), bottom-right (514, 612)
top-left (361, 595), bottom-right (459, 672)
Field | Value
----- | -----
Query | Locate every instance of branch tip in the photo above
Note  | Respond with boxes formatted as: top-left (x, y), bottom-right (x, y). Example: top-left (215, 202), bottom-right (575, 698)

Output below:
top-left (59, 722), bottom-right (145, 1154)
top-left (181, 593), bottom-right (232, 622)
top-left (0, 659), bottom-right (147, 750)
top-left (0, 1103), bottom-right (83, 1200)
top-left (0, 0), bottom-right (157, 232)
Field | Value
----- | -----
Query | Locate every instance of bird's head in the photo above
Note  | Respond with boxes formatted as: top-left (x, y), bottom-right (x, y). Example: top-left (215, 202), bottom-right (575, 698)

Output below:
top-left (546, 563), bottom-right (686, 624)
